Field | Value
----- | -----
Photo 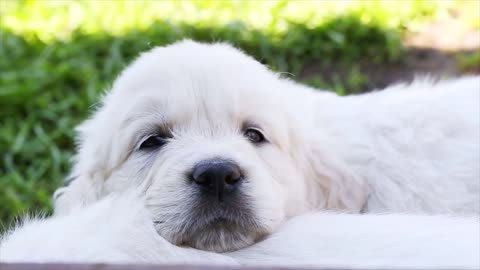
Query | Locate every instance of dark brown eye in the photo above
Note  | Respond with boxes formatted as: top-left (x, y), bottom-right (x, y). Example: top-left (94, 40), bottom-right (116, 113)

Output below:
top-left (139, 135), bottom-right (168, 150)
top-left (244, 128), bottom-right (266, 144)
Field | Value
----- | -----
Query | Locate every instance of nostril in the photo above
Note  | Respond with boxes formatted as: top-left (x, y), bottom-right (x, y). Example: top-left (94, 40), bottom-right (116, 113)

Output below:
top-left (192, 169), bottom-right (213, 187)
top-left (193, 173), bottom-right (211, 186)
top-left (225, 169), bottom-right (241, 185)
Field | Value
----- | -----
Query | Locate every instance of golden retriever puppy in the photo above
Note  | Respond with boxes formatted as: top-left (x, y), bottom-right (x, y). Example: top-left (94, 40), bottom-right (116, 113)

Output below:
top-left (54, 40), bottom-right (480, 252)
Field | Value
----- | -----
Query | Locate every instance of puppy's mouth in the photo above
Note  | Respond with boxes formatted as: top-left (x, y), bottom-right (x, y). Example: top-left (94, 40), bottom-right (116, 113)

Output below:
top-left (153, 202), bottom-right (266, 252)
top-left (180, 217), bottom-right (261, 252)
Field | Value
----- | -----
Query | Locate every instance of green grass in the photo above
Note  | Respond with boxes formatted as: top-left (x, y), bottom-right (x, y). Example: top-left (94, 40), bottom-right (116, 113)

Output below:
top-left (457, 50), bottom-right (480, 73)
top-left (0, 0), bottom-right (477, 227)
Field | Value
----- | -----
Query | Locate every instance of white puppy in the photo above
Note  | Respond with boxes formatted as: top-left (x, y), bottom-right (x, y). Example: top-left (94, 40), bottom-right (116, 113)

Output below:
top-left (2, 193), bottom-right (479, 269)
top-left (54, 40), bottom-right (480, 252)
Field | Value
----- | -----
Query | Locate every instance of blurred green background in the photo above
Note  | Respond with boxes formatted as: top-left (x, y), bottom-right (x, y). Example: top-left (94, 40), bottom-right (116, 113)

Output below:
top-left (1, 0), bottom-right (479, 227)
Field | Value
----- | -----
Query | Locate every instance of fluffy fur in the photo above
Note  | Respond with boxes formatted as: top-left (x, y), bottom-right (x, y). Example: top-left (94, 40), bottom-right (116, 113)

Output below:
top-left (54, 40), bottom-right (480, 252)
top-left (0, 192), bottom-right (234, 264)
top-left (2, 193), bottom-right (479, 269)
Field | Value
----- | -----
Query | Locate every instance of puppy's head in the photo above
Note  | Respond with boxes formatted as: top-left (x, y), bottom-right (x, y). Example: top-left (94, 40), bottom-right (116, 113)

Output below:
top-left (55, 41), bottom-right (312, 252)
top-left (55, 40), bottom-right (365, 252)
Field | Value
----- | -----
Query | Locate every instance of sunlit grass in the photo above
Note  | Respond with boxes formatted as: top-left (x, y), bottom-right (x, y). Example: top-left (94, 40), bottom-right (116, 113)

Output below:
top-left (2, 0), bottom-right (472, 43)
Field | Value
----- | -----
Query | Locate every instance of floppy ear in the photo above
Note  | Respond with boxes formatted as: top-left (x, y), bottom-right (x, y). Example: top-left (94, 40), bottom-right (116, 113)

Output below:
top-left (302, 143), bottom-right (367, 212)
top-left (53, 100), bottom-right (116, 215)
top-left (53, 174), bottom-right (103, 215)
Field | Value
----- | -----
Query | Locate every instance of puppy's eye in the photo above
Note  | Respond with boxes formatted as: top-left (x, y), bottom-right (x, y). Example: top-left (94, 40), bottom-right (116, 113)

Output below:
top-left (244, 128), bottom-right (266, 144)
top-left (139, 135), bottom-right (168, 150)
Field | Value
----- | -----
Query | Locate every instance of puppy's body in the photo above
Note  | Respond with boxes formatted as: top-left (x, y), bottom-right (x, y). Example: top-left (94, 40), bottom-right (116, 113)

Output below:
top-left (296, 77), bottom-right (480, 214)
top-left (54, 40), bottom-right (480, 251)
top-left (2, 194), bottom-right (479, 269)
top-left (233, 212), bottom-right (480, 269)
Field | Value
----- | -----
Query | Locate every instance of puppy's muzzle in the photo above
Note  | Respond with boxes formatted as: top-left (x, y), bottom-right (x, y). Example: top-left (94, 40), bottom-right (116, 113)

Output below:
top-left (191, 159), bottom-right (243, 202)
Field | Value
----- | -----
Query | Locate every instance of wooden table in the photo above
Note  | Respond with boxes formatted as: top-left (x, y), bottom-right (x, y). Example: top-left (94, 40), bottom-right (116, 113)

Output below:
top-left (0, 263), bottom-right (348, 270)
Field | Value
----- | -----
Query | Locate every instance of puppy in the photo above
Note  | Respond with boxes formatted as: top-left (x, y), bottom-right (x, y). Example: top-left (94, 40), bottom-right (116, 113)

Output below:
top-left (2, 193), bottom-right (479, 269)
top-left (54, 40), bottom-right (480, 252)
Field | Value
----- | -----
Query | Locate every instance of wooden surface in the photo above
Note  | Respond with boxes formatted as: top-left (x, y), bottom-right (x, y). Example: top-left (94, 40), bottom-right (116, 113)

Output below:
top-left (0, 263), bottom-right (346, 270)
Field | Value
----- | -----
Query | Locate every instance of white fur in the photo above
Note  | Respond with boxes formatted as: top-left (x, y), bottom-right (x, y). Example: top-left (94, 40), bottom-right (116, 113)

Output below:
top-left (53, 40), bottom-right (480, 252)
top-left (0, 192), bottom-right (234, 264)
top-left (2, 193), bottom-right (479, 269)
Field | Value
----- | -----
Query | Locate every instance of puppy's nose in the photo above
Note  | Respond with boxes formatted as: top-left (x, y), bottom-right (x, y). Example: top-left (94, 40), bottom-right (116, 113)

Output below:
top-left (191, 159), bottom-right (243, 201)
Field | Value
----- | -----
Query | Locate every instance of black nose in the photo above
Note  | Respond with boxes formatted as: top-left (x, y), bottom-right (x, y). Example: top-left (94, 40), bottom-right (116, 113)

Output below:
top-left (191, 159), bottom-right (243, 201)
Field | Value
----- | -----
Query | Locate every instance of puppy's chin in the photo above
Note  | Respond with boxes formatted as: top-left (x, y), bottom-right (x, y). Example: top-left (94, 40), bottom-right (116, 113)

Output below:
top-left (153, 200), bottom-right (268, 252)
top-left (155, 218), bottom-right (264, 252)
top-left (174, 221), bottom-right (260, 252)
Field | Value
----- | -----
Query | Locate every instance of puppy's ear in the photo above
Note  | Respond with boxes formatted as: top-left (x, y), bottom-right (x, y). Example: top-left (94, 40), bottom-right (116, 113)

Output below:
top-left (53, 174), bottom-right (102, 215)
top-left (54, 103), bottom-right (115, 215)
top-left (303, 144), bottom-right (367, 212)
